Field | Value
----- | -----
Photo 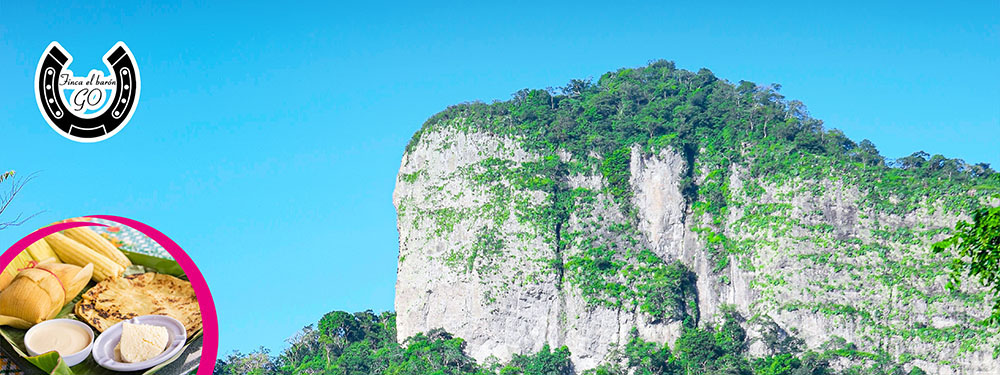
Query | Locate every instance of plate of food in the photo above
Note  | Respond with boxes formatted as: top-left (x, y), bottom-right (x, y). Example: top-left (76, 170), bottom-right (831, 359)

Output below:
top-left (0, 218), bottom-right (204, 375)
top-left (91, 315), bottom-right (186, 371)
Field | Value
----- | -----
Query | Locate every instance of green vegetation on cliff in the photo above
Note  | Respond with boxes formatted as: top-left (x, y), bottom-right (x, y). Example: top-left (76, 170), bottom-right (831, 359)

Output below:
top-left (409, 59), bottom-right (996, 221)
top-left (934, 206), bottom-right (1000, 324)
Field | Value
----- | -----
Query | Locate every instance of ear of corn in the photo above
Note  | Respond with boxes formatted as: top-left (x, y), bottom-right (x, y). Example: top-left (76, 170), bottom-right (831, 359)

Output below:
top-left (45, 233), bottom-right (124, 282)
top-left (24, 240), bottom-right (60, 263)
top-left (0, 251), bottom-right (35, 290)
top-left (61, 227), bottom-right (131, 268)
top-left (4, 251), bottom-right (34, 274)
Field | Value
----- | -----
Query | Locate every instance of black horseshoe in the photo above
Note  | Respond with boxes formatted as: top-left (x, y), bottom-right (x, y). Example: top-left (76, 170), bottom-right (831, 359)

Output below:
top-left (36, 43), bottom-right (139, 139)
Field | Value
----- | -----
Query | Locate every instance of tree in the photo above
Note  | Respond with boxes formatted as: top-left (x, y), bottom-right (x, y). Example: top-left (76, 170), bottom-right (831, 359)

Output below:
top-left (970, 162), bottom-right (995, 178)
top-left (500, 344), bottom-right (574, 375)
top-left (933, 206), bottom-right (1000, 323)
top-left (855, 139), bottom-right (884, 167)
top-left (752, 354), bottom-right (800, 375)
top-left (621, 329), bottom-right (678, 375)
top-left (513, 89), bottom-right (532, 104)
top-left (792, 351), bottom-right (831, 375)
top-left (282, 324), bottom-right (321, 370)
top-left (675, 327), bottom-right (720, 373)
top-left (896, 151), bottom-right (930, 171)
top-left (754, 315), bottom-right (803, 355)
top-left (714, 306), bottom-right (747, 355)
top-left (391, 328), bottom-right (483, 374)
top-left (214, 347), bottom-right (278, 375)
top-left (0, 170), bottom-right (40, 230)
top-left (339, 342), bottom-right (374, 375)
top-left (318, 311), bottom-right (362, 365)
top-left (562, 78), bottom-right (593, 97)
top-left (638, 260), bottom-right (698, 323)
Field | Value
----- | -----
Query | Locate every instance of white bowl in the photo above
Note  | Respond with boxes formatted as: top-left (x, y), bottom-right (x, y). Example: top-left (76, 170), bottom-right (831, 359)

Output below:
top-left (91, 315), bottom-right (187, 371)
top-left (25, 319), bottom-right (95, 367)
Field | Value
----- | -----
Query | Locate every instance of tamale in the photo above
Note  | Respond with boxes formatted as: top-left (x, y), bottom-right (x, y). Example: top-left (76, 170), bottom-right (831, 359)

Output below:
top-left (0, 259), bottom-right (93, 329)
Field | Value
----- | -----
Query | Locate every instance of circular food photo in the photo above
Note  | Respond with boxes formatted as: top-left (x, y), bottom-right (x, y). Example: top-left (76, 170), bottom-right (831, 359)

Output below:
top-left (0, 216), bottom-right (217, 375)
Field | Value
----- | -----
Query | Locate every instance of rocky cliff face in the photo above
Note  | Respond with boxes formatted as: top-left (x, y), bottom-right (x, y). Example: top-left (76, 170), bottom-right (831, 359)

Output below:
top-left (394, 127), bottom-right (999, 374)
top-left (393, 64), bottom-right (998, 374)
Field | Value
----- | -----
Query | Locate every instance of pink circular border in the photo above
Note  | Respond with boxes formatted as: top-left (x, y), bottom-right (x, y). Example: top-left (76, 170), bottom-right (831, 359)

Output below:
top-left (2, 215), bottom-right (217, 374)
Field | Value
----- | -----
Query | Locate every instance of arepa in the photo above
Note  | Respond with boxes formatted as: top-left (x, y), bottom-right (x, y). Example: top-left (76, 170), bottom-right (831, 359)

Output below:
top-left (76, 273), bottom-right (201, 337)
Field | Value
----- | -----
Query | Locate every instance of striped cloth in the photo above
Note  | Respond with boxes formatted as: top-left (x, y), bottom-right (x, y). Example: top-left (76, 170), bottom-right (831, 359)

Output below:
top-left (1, 220), bottom-right (171, 373)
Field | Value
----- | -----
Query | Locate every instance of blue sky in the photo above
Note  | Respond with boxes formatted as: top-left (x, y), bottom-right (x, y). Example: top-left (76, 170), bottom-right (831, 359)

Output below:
top-left (0, 1), bottom-right (997, 356)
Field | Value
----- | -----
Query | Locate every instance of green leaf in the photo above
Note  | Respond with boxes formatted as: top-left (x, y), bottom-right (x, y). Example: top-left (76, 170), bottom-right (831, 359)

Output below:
top-left (25, 351), bottom-right (74, 375)
top-left (123, 251), bottom-right (187, 279)
top-left (0, 325), bottom-right (29, 357)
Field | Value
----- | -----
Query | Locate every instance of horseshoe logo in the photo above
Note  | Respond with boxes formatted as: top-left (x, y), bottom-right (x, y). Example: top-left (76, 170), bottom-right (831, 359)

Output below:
top-left (34, 41), bottom-right (140, 142)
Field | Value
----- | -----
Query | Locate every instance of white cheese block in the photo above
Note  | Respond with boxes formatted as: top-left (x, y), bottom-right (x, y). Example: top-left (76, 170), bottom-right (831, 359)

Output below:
top-left (115, 322), bottom-right (169, 363)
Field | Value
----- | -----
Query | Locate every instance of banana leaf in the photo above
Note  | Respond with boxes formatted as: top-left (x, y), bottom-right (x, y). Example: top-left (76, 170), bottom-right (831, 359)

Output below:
top-left (122, 251), bottom-right (186, 279)
top-left (24, 352), bottom-right (72, 375)
top-left (0, 253), bottom-right (202, 374)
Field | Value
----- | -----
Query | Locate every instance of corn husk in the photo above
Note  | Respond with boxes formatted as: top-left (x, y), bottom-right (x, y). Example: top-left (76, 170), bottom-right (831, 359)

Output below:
top-left (0, 259), bottom-right (93, 329)
top-left (0, 251), bottom-right (35, 291)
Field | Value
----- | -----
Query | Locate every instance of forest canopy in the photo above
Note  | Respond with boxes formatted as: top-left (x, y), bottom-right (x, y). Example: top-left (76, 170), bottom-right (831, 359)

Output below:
top-left (214, 309), bottom-right (923, 375)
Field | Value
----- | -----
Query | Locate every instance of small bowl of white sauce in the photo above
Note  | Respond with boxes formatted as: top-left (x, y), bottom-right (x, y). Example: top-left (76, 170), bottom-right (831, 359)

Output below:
top-left (24, 319), bottom-right (95, 366)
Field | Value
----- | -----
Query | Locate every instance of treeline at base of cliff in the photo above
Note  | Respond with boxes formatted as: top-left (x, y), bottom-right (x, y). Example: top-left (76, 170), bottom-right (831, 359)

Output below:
top-left (214, 310), bottom-right (930, 375)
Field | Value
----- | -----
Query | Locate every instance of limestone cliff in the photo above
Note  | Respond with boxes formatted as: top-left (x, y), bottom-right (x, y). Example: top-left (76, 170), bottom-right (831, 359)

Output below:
top-left (393, 62), bottom-right (999, 374)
